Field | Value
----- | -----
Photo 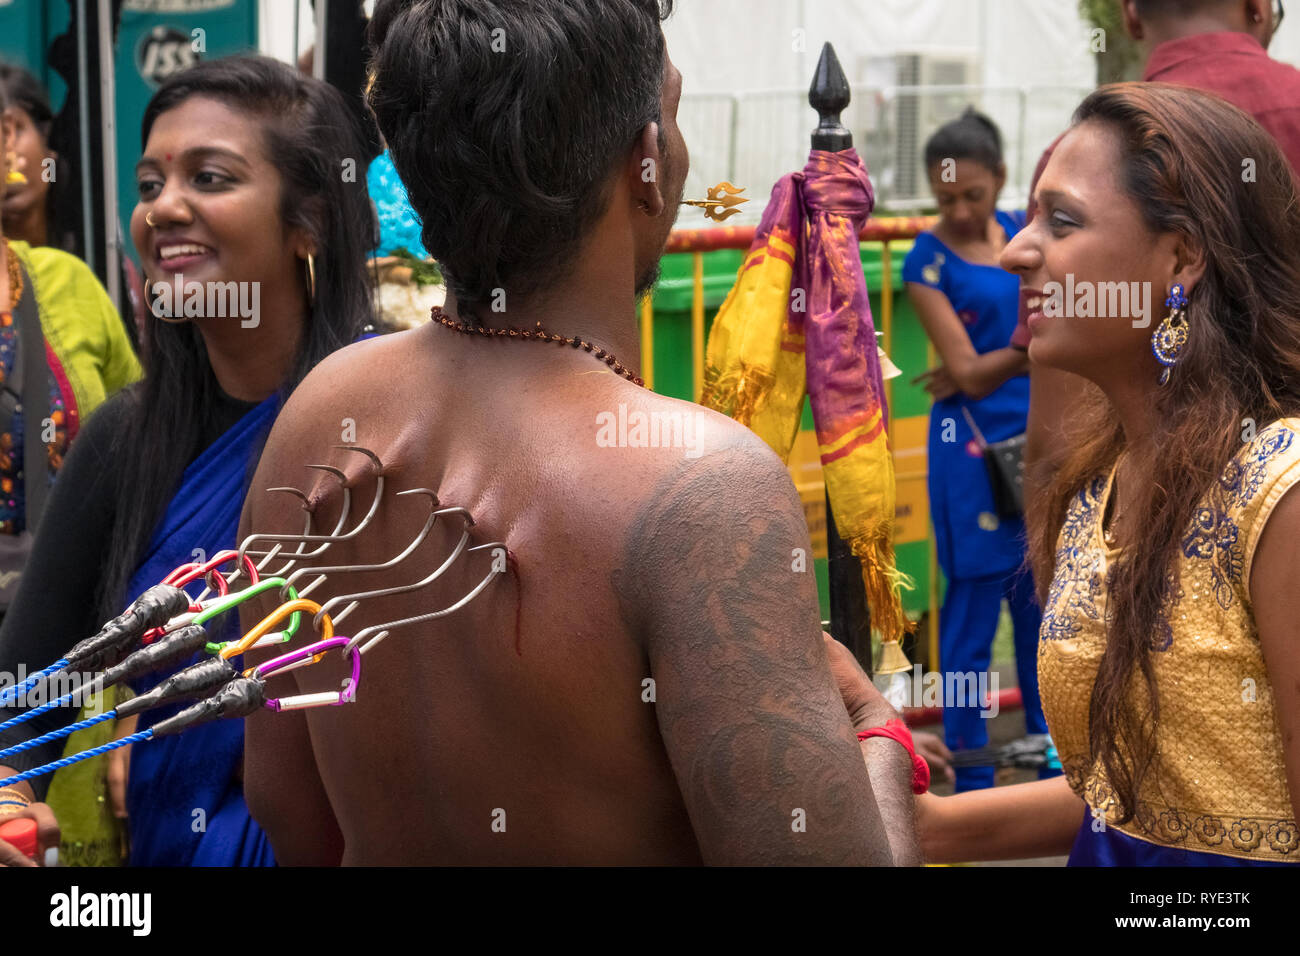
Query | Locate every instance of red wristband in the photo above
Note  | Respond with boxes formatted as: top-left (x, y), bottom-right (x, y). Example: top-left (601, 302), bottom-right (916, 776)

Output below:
top-left (857, 718), bottom-right (931, 794)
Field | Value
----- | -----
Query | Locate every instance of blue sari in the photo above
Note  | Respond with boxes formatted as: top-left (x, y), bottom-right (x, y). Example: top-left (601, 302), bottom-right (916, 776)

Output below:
top-left (122, 396), bottom-right (280, 867)
top-left (902, 210), bottom-right (1031, 580)
top-left (1069, 815), bottom-right (1295, 867)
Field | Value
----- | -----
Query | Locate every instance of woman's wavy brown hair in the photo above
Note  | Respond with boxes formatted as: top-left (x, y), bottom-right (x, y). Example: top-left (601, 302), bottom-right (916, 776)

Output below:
top-left (1028, 83), bottom-right (1300, 824)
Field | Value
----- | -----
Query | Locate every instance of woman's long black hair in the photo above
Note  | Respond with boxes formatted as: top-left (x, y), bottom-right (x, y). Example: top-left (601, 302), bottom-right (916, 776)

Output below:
top-left (98, 55), bottom-right (378, 620)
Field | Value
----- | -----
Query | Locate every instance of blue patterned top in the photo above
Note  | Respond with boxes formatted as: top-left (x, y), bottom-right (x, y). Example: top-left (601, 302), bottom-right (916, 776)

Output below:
top-left (902, 210), bottom-right (1030, 580)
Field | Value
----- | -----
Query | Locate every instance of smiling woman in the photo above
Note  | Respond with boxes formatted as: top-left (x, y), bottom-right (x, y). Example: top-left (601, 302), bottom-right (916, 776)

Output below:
top-left (0, 55), bottom-right (378, 867)
top-left (896, 83), bottom-right (1300, 867)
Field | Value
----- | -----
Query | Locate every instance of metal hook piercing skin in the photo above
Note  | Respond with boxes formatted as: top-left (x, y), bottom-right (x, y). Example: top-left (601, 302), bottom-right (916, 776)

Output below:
top-left (277, 488), bottom-right (444, 604)
top-left (308, 506), bottom-right (476, 634)
top-left (243, 505), bottom-right (474, 651)
top-left (237, 447), bottom-right (386, 573)
top-left (234, 456), bottom-right (383, 579)
top-left (188, 483), bottom-right (330, 639)
top-left (241, 467), bottom-right (353, 574)
top-left (238, 490), bottom-right (446, 651)
top-left (181, 493), bottom-right (313, 613)
top-left (213, 486), bottom-right (321, 600)
top-left (233, 476), bottom-right (343, 581)
top-left (232, 447), bottom-right (384, 585)
top-left (249, 485), bottom-right (328, 567)
top-left (343, 541), bottom-right (508, 657)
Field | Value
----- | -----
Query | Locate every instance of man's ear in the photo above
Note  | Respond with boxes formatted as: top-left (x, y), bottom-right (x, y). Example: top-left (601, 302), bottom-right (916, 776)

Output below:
top-left (629, 121), bottom-right (665, 216)
top-left (1244, 0), bottom-right (1274, 45)
top-left (994, 161), bottom-right (1007, 194)
top-left (1121, 0), bottom-right (1143, 42)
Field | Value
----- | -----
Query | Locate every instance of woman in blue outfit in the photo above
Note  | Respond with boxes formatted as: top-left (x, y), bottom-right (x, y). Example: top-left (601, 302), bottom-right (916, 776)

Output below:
top-left (902, 108), bottom-right (1050, 792)
top-left (0, 56), bottom-right (376, 866)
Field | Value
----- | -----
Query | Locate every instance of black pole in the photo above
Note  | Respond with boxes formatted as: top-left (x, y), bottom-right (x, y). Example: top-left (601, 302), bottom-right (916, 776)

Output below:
top-left (318, 0), bottom-right (383, 162)
top-left (47, 0), bottom-right (124, 270)
top-left (810, 43), bottom-right (873, 675)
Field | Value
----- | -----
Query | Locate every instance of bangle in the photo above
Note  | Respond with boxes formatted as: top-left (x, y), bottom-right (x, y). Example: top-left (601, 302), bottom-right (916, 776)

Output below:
top-left (0, 787), bottom-right (30, 803)
top-left (858, 718), bottom-right (931, 794)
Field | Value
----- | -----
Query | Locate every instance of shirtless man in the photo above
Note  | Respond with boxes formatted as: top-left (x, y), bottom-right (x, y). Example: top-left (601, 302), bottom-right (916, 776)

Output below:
top-left (238, 0), bottom-right (917, 865)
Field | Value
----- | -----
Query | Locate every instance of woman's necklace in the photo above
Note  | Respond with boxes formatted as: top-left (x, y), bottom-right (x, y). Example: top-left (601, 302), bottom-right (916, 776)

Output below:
top-left (431, 305), bottom-right (645, 387)
top-left (2, 241), bottom-right (22, 311)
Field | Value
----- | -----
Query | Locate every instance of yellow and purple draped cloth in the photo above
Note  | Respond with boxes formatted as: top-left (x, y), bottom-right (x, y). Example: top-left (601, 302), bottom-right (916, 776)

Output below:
top-left (701, 149), bottom-right (910, 642)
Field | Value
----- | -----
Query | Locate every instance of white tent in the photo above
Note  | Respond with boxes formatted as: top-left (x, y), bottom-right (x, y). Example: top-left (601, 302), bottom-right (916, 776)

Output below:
top-left (663, 0), bottom-right (1300, 219)
top-left (266, 0), bottom-right (1300, 220)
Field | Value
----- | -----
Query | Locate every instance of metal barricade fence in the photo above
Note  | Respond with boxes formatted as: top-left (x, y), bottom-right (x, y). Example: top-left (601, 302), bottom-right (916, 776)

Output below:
top-left (678, 83), bottom-right (1093, 219)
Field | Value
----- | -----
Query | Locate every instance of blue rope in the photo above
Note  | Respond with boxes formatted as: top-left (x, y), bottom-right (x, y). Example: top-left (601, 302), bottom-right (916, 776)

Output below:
top-left (0, 660), bottom-right (69, 707)
top-left (0, 730), bottom-right (152, 788)
top-left (0, 681), bottom-right (91, 735)
top-left (0, 710), bottom-right (117, 763)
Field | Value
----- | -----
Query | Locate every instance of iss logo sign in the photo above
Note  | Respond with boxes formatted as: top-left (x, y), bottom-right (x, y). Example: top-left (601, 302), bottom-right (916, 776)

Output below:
top-left (136, 26), bottom-right (200, 88)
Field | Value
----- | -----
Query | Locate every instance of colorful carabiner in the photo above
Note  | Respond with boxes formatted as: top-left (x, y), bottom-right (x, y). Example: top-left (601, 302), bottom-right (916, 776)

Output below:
top-left (222, 599), bottom-right (333, 660)
top-left (252, 636), bottom-right (361, 712)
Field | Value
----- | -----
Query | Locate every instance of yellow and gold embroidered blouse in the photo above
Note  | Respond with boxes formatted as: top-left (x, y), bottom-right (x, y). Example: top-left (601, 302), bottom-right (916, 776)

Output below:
top-left (1039, 419), bottom-right (1300, 862)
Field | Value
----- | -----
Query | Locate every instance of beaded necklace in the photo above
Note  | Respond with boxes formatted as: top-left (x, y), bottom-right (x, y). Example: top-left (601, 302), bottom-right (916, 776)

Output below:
top-left (431, 305), bottom-right (645, 388)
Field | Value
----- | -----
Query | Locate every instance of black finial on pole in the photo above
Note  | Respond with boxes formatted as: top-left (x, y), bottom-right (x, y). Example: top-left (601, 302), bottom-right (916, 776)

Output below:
top-left (810, 42), bottom-right (853, 152)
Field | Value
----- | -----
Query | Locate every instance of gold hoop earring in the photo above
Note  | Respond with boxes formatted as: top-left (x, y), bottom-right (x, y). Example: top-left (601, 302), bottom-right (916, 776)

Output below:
top-left (305, 252), bottom-right (316, 304)
top-left (144, 275), bottom-right (191, 325)
top-left (145, 211), bottom-right (158, 228)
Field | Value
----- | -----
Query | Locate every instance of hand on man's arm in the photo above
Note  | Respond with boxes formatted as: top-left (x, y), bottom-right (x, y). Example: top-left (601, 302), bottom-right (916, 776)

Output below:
top-left (822, 631), bottom-right (921, 866)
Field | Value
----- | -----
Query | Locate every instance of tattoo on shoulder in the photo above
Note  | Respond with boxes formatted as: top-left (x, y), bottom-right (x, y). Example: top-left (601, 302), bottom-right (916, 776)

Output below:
top-left (610, 451), bottom-right (881, 864)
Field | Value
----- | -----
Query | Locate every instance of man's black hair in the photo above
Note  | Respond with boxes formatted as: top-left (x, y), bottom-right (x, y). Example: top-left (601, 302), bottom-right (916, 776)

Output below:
top-left (367, 0), bottom-right (675, 321)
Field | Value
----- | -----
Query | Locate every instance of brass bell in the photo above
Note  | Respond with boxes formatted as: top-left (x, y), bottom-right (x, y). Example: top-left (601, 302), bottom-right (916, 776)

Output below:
top-left (876, 637), bottom-right (912, 676)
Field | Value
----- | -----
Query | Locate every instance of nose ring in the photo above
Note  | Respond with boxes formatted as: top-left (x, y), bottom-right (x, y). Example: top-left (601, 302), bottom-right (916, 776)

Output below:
top-left (146, 211), bottom-right (158, 228)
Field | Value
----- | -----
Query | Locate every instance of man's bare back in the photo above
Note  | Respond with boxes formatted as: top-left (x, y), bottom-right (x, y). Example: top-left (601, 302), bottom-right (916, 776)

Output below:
top-left (239, 320), bottom-right (903, 864)
top-left (236, 0), bottom-right (915, 866)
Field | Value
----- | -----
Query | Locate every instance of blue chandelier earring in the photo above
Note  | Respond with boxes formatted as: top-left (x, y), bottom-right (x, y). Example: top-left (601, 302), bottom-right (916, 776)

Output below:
top-left (1152, 283), bottom-right (1189, 386)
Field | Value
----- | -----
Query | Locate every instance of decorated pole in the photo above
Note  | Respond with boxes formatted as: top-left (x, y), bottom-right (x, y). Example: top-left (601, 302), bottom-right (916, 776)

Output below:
top-left (809, 43), bottom-right (873, 675)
